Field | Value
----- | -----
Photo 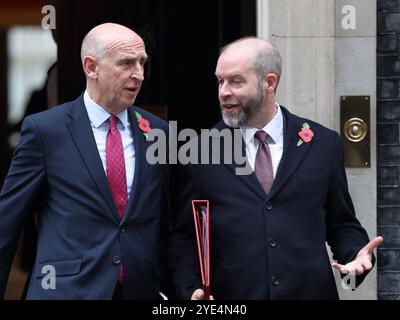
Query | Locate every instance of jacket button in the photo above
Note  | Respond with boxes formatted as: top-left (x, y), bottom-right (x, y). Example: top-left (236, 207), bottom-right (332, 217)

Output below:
top-left (271, 276), bottom-right (280, 286)
top-left (265, 202), bottom-right (272, 210)
top-left (268, 237), bottom-right (277, 247)
top-left (113, 256), bottom-right (121, 265)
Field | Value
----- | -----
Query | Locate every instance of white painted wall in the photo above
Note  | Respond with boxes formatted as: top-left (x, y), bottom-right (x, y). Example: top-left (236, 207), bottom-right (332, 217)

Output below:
top-left (7, 26), bottom-right (57, 124)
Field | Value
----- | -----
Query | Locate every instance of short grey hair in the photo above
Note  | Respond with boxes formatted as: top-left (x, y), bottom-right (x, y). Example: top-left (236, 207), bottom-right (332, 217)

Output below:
top-left (80, 32), bottom-right (106, 62)
top-left (252, 46), bottom-right (282, 89)
top-left (220, 36), bottom-right (282, 90)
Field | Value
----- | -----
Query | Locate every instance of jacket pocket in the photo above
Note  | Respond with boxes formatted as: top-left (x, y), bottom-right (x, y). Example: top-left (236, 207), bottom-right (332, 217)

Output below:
top-left (35, 258), bottom-right (82, 278)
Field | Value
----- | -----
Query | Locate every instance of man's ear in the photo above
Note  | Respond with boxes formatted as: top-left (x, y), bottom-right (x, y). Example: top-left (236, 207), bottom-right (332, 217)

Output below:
top-left (264, 73), bottom-right (278, 93)
top-left (82, 56), bottom-right (98, 79)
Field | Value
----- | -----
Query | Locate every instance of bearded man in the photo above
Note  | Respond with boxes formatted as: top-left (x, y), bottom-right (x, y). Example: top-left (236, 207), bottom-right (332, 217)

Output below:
top-left (169, 37), bottom-right (382, 300)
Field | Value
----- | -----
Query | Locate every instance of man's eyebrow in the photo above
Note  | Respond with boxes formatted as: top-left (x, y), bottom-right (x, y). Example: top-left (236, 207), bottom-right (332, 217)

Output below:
top-left (215, 72), bottom-right (245, 79)
top-left (120, 53), bottom-right (148, 61)
top-left (231, 73), bottom-right (244, 78)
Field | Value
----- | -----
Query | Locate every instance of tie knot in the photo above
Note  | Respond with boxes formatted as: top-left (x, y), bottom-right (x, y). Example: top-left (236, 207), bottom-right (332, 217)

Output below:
top-left (255, 130), bottom-right (267, 143)
top-left (109, 115), bottom-right (119, 130)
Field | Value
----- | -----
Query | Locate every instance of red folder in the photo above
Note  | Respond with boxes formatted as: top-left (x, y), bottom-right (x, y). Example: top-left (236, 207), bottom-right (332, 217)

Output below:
top-left (192, 200), bottom-right (211, 299)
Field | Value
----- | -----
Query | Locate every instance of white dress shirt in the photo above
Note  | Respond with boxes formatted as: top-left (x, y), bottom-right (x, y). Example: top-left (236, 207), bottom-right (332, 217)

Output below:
top-left (83, 90), bottom-right (135, 198)
top-left (240, 104), bottom-right (284, 178)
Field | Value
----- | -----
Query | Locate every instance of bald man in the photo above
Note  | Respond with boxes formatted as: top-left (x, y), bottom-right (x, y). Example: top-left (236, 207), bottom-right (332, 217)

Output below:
top-left (0, 23), bottom-right (170, 300)
top-left (169, 37), bottom-right (382, 300)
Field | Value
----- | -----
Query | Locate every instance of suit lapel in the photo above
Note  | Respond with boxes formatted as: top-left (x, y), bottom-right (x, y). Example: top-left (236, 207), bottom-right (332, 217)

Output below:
top-left (121, 107), bottom-right (150, 224)
top-left (266, 106), bottom-right (313, 200)
top-left (66, 95), bottom-right (120, 223)
top-left (218, 106), bottom-right (314, 201)
top-left (217, 123), bottom-right (266, 200)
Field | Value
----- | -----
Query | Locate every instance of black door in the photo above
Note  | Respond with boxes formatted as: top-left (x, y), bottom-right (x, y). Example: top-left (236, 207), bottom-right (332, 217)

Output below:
top-left (57, 0), bottom-right (256, 131)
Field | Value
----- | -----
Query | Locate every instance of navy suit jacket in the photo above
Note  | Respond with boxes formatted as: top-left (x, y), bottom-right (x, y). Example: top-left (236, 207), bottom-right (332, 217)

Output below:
top-left (170, 106), bottom-right (372, 300)
top-left (0, 94), bottom-right (170, 299)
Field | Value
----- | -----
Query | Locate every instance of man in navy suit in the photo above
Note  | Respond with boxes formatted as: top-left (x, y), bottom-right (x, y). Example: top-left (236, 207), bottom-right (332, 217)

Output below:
top-left (169, 37), bottom-right (383, 300)
top-left (0, 23), bottom-right (170, 299)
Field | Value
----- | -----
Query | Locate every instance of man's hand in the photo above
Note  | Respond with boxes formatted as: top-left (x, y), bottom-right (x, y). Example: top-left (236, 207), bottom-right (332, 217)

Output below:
top-left (331, 236), bottom-right (384, 275)
top-left (191, 289), bottom-right (214, 300)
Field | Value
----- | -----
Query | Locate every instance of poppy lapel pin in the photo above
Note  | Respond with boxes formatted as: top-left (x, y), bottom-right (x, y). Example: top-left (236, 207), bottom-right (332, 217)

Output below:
top-left (135, 111), bottom-right (151, 139)
top-left (297, 122), bottom-right (314, 147)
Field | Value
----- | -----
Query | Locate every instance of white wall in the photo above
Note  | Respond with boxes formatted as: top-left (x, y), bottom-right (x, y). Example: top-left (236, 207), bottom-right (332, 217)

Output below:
top-left (7, 26), bottom-right (57, 124)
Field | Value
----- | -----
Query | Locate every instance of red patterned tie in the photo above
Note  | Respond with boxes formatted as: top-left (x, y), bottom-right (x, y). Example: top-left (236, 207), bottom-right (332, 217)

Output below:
top-left (106, 115), bottom-right (127, 284)
top-left (254, 130), bottom-right (274, 194)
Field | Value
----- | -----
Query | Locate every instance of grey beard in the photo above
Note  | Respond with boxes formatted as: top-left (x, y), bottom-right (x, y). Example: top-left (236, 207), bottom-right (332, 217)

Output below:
top-left (221, 86), bottom-right (265, 128)
top-left (221, 109), bottom-right (246, 128)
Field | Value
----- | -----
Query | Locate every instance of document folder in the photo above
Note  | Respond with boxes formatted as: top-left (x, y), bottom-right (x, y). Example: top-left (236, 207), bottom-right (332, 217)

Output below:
top-left (192, 200), bottom-right (210, 299)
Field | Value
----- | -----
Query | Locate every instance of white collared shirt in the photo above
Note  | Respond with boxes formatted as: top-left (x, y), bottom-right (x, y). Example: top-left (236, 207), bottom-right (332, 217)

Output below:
top-left (240, 104), bottom-right (284, 178)
top-left (83, 90), bottom-right (135, 197)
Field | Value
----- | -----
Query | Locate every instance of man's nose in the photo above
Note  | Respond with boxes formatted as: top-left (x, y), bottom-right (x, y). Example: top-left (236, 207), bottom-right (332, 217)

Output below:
top-left (130, 71), bottom-right (144, 81)
top-left (130, 66), bottom-right (144, 81)
top-left (219, 83), bottom-right (231, 99)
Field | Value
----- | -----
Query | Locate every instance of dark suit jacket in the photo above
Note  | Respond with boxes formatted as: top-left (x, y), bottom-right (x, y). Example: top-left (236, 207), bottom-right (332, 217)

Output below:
top-left (170, 106), bottom-right (372, 300)
top-left (0, 94), bottom-right (170, 299)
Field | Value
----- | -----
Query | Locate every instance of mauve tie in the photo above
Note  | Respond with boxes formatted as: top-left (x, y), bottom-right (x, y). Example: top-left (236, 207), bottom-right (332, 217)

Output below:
top-left (254, 130), bottom-right (273, 194)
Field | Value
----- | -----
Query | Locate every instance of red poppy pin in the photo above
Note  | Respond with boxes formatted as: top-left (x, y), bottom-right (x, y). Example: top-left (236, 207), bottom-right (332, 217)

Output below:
top-left (297, 122), bottom-right (314, 147)
top-left (135, 111), bottom-right (151, 139)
